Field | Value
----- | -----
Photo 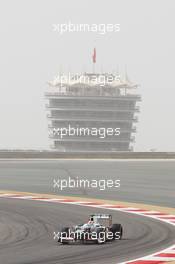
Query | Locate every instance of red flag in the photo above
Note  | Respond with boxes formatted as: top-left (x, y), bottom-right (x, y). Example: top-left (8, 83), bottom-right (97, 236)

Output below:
top-left (92, 48), bottom-right (96, 63)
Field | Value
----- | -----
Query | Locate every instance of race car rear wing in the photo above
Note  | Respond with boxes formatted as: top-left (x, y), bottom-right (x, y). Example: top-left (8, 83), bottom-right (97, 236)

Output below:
top-left (89, 214), bottom-right (112, 226)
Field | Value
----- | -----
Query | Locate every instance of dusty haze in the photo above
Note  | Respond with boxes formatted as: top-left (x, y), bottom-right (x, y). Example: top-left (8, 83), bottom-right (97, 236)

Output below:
top-left (0, 0), bottom-right (174, 151)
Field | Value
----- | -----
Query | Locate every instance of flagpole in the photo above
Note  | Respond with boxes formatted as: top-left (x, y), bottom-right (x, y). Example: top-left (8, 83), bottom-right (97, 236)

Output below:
top-left (93, 62), bottom-right (95, 73)
top-left (92, 48), bottom-right (96, 73)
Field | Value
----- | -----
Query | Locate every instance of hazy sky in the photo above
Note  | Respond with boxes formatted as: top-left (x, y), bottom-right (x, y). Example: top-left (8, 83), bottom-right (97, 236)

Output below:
top-left (0, 0), bottom-right (174, 151)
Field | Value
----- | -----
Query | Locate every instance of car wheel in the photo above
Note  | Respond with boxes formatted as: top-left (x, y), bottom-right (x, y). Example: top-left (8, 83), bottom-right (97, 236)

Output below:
top-left (110, 224), bottom-right (123, 240)
top-left (96, 228), bottom-right (106, 244)
top-left (58, 227), bottom-right (70, 244)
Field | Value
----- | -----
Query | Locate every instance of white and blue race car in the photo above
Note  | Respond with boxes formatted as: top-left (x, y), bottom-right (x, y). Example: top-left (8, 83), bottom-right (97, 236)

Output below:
top-left (58, 214), bottom-right (123, 244)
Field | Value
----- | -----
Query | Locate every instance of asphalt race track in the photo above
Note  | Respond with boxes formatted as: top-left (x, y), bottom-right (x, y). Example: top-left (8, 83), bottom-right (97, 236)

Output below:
top-left (0, 160), bottom-right (174, 206)
top-left (0, 198), bottom-right (175, 264)
top-left (0, 160), bottom-right (175, 264)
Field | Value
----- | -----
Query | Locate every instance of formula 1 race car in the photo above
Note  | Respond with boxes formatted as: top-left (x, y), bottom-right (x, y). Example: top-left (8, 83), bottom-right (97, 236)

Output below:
top-left (58, 214), bottom-right (123, 244)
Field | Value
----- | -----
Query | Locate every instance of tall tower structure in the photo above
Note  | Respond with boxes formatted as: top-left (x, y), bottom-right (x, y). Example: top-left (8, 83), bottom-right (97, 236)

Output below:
top-left (45, 70), bottom-right (141, 152)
